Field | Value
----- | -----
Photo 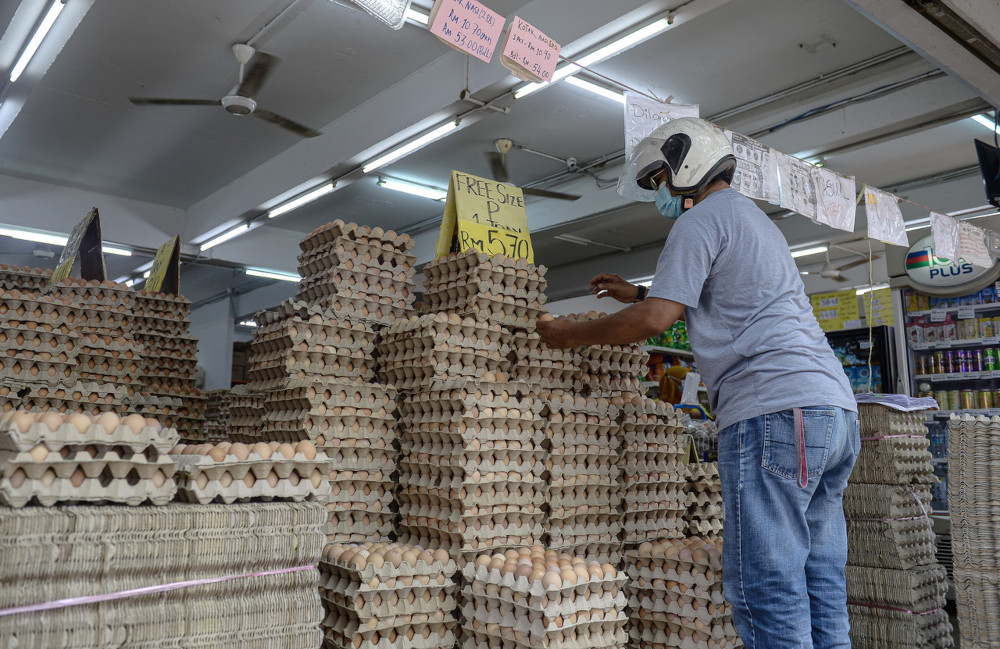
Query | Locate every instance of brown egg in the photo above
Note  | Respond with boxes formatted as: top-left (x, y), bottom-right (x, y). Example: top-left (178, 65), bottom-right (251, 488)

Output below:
top-left (70, 466), bottom-right (86, 487)
top-left (229, 443), bottom-right (250, 461)
top-left (385, 550), bottom-right (403, 568)
top-left (29, 442), bottom-right (49, 462)
top-left (266, 471), bottom-right (279, 488)
top-left (39, 411), bottom-right (63, 432)
top-left (67, 413), bottom-right (91, 434)
top-left (251, 442), bottom-right (273, 459)
top-left (244, 473), bottom-right (256, 488)
top-left (561, 569), bottom-right (577, 586)
top-left (207, 445), bottom-right (227, 462)
top-left (295, 440), bottom-right (317, 459)
top-left (8, 468), bottom-right (26, 488)
top-left (124, 414), bottom-right (146, 434)
top-left (96, 412), bottom-right (119, 435)
top-left (277, 443), bottom-right (295, 459)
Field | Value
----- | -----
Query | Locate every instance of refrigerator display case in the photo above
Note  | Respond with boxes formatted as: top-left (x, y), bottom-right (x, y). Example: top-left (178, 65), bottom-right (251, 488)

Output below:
top-left (825, 325), bottom-right (897, 395)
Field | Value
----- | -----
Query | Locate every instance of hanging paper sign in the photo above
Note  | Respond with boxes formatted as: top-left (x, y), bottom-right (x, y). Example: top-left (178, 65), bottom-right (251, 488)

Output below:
top-left (347, 0), bottom-right (412, 29)
top-left (930, 211), bottom-right (960, 262)
top-left (144, 235), bottom-right (181, 295)
top-left (435, 170), bottom-right (533, 262)
top-left (810, 289), bottom-right (861, 332)
top-left (959, 221), bottom-right (993, 268)
top-left (50, 207), bottom-right (107, 283)
top-left (864, 186), bottom-right (908, 247)
top-left (625, 94), bottom-right (699, 158)
top-left (812, 167), bottom-right (857, 233)
top-left (429, 0), bottom-right (504, 63)
top-left (863, 287), bottom-right (895, 327)
top-left (500, 16), bottom-right (559, 83)
top-left (724, 131), bottom-right (780, 204)
top-left (777, 153), bottom-right (818, 220)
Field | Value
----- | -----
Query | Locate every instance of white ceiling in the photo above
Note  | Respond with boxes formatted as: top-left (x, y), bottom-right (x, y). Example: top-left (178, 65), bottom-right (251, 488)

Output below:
top-left (0, 0), bottom-right (998, 308)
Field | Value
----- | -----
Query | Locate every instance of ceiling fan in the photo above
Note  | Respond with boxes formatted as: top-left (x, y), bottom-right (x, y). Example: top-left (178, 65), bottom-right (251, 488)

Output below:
top-left (487, 138), bottom-right (581, 201)
top-left (129, 44), bottom-right (321, 138)
top-left (816, 248), bottom-right (879, 282)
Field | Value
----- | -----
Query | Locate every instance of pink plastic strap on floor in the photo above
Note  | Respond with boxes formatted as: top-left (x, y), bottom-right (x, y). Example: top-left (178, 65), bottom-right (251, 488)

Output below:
top-left (0, 565), bottom-right (314, 618)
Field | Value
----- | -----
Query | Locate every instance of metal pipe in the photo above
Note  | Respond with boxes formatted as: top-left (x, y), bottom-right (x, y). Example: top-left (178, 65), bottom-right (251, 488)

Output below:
top-left (247, 0), bottom-right (307, 46)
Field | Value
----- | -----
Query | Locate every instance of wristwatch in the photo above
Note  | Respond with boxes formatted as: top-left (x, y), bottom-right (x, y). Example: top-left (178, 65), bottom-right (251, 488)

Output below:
top-left (635, 285), bottom-right (647, 302)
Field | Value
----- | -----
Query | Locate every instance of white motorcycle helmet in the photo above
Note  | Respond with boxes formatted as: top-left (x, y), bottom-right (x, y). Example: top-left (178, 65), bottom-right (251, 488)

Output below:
top-left (617, 117), bottom-right (736, 203)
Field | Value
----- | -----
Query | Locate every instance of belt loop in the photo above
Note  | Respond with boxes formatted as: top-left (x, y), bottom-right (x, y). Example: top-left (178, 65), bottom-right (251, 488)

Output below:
top-left (793, 407), bottom-right (807, 488)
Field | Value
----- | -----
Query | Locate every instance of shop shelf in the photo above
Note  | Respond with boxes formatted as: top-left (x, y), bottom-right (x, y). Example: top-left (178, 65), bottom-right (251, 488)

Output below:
top-left (914, 370), bottom-right (1000, 382)
top-left (907, 302), bottom-right (1000, 318)
top-left (909, 337), bottom-right (1000, 351)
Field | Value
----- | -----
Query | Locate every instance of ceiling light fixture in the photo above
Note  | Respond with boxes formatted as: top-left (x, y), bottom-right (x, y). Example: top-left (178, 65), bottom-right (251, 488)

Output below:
top-left (514, 17), bottom-right (671, 99)
top-left (362, 120), bottom-right (460, 173)
top-left (971, 114), bottom-right (1000, 134)
top-left (554, 233), bottom-right (631, 252)
top-left (0, 224), bottom-right (132, 256)
top-left (267, 182), bottom-right (336, 219)
top-left (245, 267), bottom-right (300, 282)
top-left (200, 223), bottom-right (251, 252)
top-left (404, 6), bottom-right (429, 25)
top-left (9, 0), bottom-right (66, 83)
top-left (238, 320), bottom-right (258, 328)
top-left (856, 284), bottom-right (889, 296)
top-left (790, 244), bottom-right (829, 258)
top-left (377, 177), bottom-right (447, 201)
top-left (563, 77), bottom-right (625, 104)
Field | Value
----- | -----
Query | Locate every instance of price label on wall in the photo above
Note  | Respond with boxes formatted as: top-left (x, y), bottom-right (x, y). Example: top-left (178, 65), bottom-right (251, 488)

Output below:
top-left (862, 287), bottom-right (895, 327)
top-left (500, 16), bottom-right (559, 83)
top-left (810, 289), bottom-right (861, 332)
top-left (435, 170), bottom-right (534, 262)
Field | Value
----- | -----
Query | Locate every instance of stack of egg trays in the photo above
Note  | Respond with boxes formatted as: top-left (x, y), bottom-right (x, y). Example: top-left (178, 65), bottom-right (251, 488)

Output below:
top-left (621, 397), bottom-right (688, 545)
top-left (543, 393), bottom-right (623, 564)
top-left (0, 291), bottom-right (80, 387)
top-left (297, 220), bottom-right (417, 326)
top-left (172, 442), bottom-right (333, 504)
top-left (74, 332), bottom-right (143, 386)
top-left (0, 264), bottom-right (51, 292)
top-left (684, 462), bottom-right (724, 539)
top-left (0, 501), bottom-right (326, 649)
top-left (421, 251), bottom-right (548, 330)
top-left (574, 343), bottom-right (649, 395)
top-left (0, 381), bottom-right (128, 416)
top-left (627, 538), bottom-right (741, 649)
top-left (947, 414), bottom-right (1000, 646)
top-left (319, 543), bottom-right (459, 649)
top-left (377, 314), bottom-right (511, 391)
top-left (203, 389), bottom-right (232, 441)
top-left (509, 331), bottom-right (583, 395)
top-left (846, 564), bottom-right (952, 649)
top-left (260, 377), bottom-right (398, 542)
top-left (0, 409), bottom-right (178, 507)
top-left (132, 290), bottom-right (198, 393)
top-left (395, 378), bottom-right (547, 560)
top-left (44, 279), bottom-right (147, 397)
top-left (247, 300), bottom-right (378, 392)
top-left (460, 551), bottom-right (629, 649)
top-left (228, 384), bottom-right (267, 443)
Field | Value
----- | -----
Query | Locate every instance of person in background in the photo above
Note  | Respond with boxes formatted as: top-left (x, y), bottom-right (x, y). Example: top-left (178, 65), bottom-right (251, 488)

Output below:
top-left (536, 117), bottom-right (859, 649)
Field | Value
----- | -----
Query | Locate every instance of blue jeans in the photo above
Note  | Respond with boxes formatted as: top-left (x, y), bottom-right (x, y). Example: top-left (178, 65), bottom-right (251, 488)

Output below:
top-left (718, 406), bottom-right (860, 649)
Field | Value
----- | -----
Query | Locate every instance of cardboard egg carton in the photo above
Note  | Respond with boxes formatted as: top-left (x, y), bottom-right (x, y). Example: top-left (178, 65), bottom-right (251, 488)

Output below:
top-left (0, 356), bottom-right (78, 385)
top-left (0, 290), bottom-right (82, 324)
top-left (308, 292), bottom-right (414, 327)
top-left (329, 478), bottom-right (395, 506)
top-left (0, 409), bottom-right (177, 452)
top-left (0, 446), bottom-right (177, 507)
top-left (423, 276), bottom-right (545, 308)
top-left (298, 264), bottom-right (415, 301)
top-left (322, 591), bottom-right (457, 630)
top-left (848, 605), bottom-right (953, 649)
top-left (858, 404), bottom-right (933, 436)
top-left (326, 508), bottom-right (396, 535)
top-left (323, 444), bottom-right (397, 473)
top-left (324, 624), bottom-right (456, 649)
top-left (548, 485), bottom-right (622, 509)
top-left (397, 483), bottom-right (547, 511)
top-left (850, 437), bottom-right (936, 486)
top-left (172, 442), bottom-right (332, 503)
top-left (424, 250), bottom-right (545, 285)
top-left (249, 347), bottom-right (375, 380)
top-left (252, 307), bottom-right (378, 356)
top-left (133, 289), bottom-right (192, 315)
top-left (45, 278), bottom-right (135, 307)
top-left (0, 380), bottom-right (128, 413)
top-left (0, 326), bottom-right (77, 359)
top-left (420, 293), bottom-right (545, 331)
top-left (299, 219), bottom-right (415, 255)
top-left (844, 482), bottom-right (934, 522)
top-left (629, 619), bottom-right (742, 649)
top-left (0, 264), bottom-right (51, 291)
top-left (398, 521), bottom-right (544, 552)
top-left (846, 563), bottom-right (948, 612)
top-left (846, 518), bottom-right (936, 570)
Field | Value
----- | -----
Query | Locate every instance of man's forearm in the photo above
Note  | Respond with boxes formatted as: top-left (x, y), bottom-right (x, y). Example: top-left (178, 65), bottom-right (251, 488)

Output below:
top-left (563, 300), bottom-right (682, 347)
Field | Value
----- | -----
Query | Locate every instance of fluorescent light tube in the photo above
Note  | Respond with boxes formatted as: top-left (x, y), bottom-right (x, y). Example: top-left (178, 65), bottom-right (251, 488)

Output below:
top-left (0, 226), bottom-right (66, 246)
top-left (971, 114), bottom-right (1000, 134)
top-left (856, 284), bottom-right (889, 296)
top-left (564, 77), bottom-right (625, 104)
top-left (103, 245), bottom-right (132, 257)
top-left (362, 120), bottom-right (459, 173)
top-left (267, 182), bottom-right (335, 219)
top-left (142, 270), bottom-right (151, 278)
top-left (790, 245), bottom-right (828, 258)
top-left (245, 267), bottom-right (300, 282)
top-left (200, 223), bottom-right (250, 251)
top-left (378, 177), bottom-right (447, 201)
top-left (124, 278), bottom-right (136, 287)
top-left (238, 320), bottom-right (258, 328)
top-left (404, 7), bottom-right (429, 25)
top-left (9, 0), bottom-right (65, 83)
top-left (515, 18), bottom-right (670, 99)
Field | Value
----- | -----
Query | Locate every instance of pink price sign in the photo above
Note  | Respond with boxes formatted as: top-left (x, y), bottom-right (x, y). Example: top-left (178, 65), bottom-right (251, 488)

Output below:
top-left (429, 0), bottom-right (504, 63)
top-left (501, 16), bottom-right (560, 83)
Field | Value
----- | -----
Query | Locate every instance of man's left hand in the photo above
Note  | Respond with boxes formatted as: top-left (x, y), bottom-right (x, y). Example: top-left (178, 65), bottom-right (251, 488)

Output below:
top-left (536, 317), bottom-right (577, 349)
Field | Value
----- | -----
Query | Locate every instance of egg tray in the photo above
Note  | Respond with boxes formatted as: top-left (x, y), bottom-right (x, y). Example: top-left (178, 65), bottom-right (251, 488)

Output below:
top-left (849, 608), bottom-right (953, 649)
top-left (544, 524), bottom-right (622, 546)
top-left (398, 502), bottom-right (544, 527)
top-left (850, 439), bottom-right (937, 486)
top-left (299, 219), bottom-right (415, 254)
top-left (0, 456), bottom-right (177, 508)
top-left (629, 618), bottom-right (741, 649)
top-left (545, 541), bottom-right (622, 565)
top-left (172, 450), bottom-right (332, 504)
top-left (397, 486), bottom-right (546, 511)
top-left (462, 600), bottom-right (628, 640)
top-left (133, 288), bottom-right (192, 312)
top-left (462, 620), bottom-right (627, 649)
top-left (322, 593), bottom-right (457, 632)
top-left (252, 323), bottom-right (377, 358)
top-left (303, 290), bottom-right (413, 321)
top-left (0, 264), bottom-right (51, 283)
top-left (249, 345), bottom-right (375, 375)
top-left (46, 277), bottom-right (135, 302)
top-left (328, 487), bottom-right (395, 509)
top-left (845, 563), bottom-right (947, 612)
top-left (425, 250), bottom-right (546, 286)
top-left (845, 519), bottom-right (936, 570)
top-left (322, 624), bottom-right (455, 649)
top-left (325, 509), bottom-right (395, 532)
top-left (548, 486), bottom-right (622, 509)
top-left (263, 379), bottom-right (396, 414)
top-left (0, 290), bottom-right (82, 320)
top-left (422, 278), bottom-right (545, 308)
top-left (323, 605), bottom-right (455, 638)
top-left (0, 324), bottom-right (78, 356)
top-left (396, 523), bottom-right (543, 551)
top-left (463, 561), bottom-right (627, 599)
top-left (378, 335), bottom-right (511, 367)
top-left (133, 334), bottom-right (198, 355)
top-left (419, 296), bottom-right (544, 331)
top-left (397, 513), bottom-right (544, 539)
top-left (858, 404), bottom-right (932, 435)
top-left (301, 254), bottom-right (415, 289)
top-left (0, 412), bottom-right (178, 453)
top-left (299, 264), bottom-right (415, 299)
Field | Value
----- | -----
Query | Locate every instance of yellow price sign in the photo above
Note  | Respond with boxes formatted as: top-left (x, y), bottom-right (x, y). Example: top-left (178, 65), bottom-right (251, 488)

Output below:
top-left (144, 235), bottom-right (181, 295)
top-left (810, 289), bottom-right (862, 332)
top-left (436, 170), bottom-right (534, 262)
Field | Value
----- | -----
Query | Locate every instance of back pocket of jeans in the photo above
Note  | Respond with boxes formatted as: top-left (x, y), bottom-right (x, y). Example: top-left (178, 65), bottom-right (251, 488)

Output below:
top-left (761, 408), bottom-right (835, 480)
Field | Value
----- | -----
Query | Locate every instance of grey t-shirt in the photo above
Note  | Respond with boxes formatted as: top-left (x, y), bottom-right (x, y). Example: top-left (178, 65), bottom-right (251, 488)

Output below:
top-left (647, 187), bottom-right (856, 431)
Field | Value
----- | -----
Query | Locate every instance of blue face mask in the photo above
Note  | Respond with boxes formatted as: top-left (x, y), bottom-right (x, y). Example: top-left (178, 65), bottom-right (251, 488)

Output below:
top-left (655, 184), bottom-right (684, 219)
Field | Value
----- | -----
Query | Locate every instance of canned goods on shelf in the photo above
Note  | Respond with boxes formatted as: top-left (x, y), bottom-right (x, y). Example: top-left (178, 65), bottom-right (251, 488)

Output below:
top-left (935, 391), bottom-right (951, 410)
top-left (980, 318), bottom-right (995, 338)
top-left (961, 389), bottom-right (977, 410)
top-left (948, 390), bottom-right (961, 409)
top-left (978, 389), bottom-right (995, 410)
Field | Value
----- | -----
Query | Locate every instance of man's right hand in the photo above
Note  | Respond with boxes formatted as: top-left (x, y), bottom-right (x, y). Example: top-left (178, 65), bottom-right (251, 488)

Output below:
top-left (589, 273), bottom-right (640, 303)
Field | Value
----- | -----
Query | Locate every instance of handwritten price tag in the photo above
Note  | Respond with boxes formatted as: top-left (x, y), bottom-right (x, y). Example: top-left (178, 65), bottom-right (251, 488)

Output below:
top-left (435, 170), bottom-right (534, 262)
top-left (958, 306), bottom-right (975, 319)
top-left (456, 219), bottom-right (532, 259)
top-left (500, 16), bottom-right (559, 83)
top-left (930, 309), bottom-right (947, 323)
top-left (429, 0), bottom-right (504, 63)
